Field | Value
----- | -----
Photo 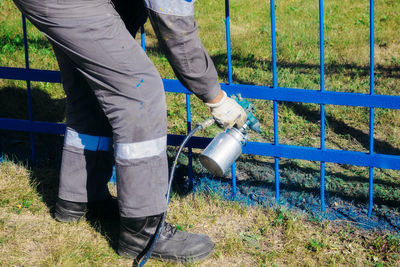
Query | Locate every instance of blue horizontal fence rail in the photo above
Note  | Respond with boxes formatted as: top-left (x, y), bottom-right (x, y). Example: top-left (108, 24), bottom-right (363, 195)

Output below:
top-left (1, 69), bottom-right (399, 109)
top-left (1, 0), bottom-right (399, 216)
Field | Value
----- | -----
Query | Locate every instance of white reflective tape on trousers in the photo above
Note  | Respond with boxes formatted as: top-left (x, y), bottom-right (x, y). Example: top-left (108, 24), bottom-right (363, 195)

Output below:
top-left (64, 129), bottom-right (112, 152)
top-left (144, 0), bottom-right (195, 16)
top-left (114, 136), bottom-right (167, 160)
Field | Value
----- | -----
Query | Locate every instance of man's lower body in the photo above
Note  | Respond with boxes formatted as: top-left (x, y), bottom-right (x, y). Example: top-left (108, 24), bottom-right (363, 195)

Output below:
top-left (13, 0), bottom-right (213, 261)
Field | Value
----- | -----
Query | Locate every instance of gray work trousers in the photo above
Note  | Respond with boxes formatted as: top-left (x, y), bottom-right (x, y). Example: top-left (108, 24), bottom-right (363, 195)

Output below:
top-left (13, 0), bottom-right (169, 217)
top-left (145, 0), bottom-right (221, 102)
top-left (116, 0), bottom-right (221, 102)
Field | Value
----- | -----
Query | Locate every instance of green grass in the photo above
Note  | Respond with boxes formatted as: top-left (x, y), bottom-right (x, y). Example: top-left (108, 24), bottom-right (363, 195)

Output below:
top-left (1, 0), bottom-right (400, 265)
top-left (0, 159), bottom-right (399, 266)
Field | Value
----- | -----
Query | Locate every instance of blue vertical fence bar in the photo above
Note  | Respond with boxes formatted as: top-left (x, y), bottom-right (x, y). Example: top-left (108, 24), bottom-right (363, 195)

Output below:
top-left (225, 0), bottom-right (236, 198)
top-left (141, 25), bottom-right (146, 51)
top-left (368, 0), bottom-right (375, 217)
top-left (225, 0), bottom-right (233, 85)
top-left (232, 162), bottom-right (237, 197)
top-left (22, 15), bottom-right (36, 163)
top-left (270, 0), bottom-right (279, 203)
top-left (319, 0), bottom-right (326, 212)
top-left (186, 94), bottom-right (194, 188)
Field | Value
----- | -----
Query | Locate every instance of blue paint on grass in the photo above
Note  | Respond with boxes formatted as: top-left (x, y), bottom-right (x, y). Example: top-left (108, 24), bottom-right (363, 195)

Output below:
top-left (193, 172), bottom-right (400, 233)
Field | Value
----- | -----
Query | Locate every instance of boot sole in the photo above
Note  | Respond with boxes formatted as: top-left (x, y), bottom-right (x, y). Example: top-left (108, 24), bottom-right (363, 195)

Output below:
top-left (151, 245), bottom-right (214, 262)
top-left (118, 242), bottom-right (214, 262)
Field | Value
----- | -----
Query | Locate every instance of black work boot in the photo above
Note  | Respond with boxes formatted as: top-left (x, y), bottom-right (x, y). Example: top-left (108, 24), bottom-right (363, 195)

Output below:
top-left (118, 214), bottom-right (214, 262)
top-left (54, 196), bottom-right (119, 222)
top-left (54, 198), bottom-right (87, 222)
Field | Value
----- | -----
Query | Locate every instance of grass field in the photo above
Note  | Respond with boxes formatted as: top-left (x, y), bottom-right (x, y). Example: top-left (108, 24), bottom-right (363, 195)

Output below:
top-left (1, 0), bottom-right (400, 265)
top-left (1, 160), bottom-right (400, 266)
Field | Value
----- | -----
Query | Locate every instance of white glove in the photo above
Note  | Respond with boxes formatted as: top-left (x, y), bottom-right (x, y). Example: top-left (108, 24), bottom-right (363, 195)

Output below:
top-left (205, 91), bottom-right (247, 130)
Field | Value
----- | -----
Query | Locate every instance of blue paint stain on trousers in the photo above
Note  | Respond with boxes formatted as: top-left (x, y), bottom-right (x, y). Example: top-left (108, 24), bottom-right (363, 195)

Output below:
top-left (136, 78), bottom-right (144, 88)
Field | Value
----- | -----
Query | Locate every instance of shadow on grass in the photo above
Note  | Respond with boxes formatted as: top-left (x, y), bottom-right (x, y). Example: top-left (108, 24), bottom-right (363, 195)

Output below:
top-left (0, 85), bottom-right (65, 165)
top-left (233, 157), bottom-right (400, 209)
top-left (0, 86), bottom-right (65, 122)
top-left (283, 101), bottom-right (400, 156)
top-left (88, 218), bottom-right (121, 251)
top-left (27, 162), bottom-right (122, 251)
top-left (211, 53), bottom-right (400, 82)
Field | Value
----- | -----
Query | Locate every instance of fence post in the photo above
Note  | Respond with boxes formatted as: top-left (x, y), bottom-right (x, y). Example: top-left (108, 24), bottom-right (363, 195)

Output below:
top-left (225, 0), bottom-right (237, 199)
top-left (22, 15), bottom-right (36, 164)
top-left (319, 0), bottom-right (326, 212)
top-left (270, 0), bottom-right (280, 203)
top-left (186, 94), bottom-right (194, 190)
top-left (368, 0), bottom-right (375, 217)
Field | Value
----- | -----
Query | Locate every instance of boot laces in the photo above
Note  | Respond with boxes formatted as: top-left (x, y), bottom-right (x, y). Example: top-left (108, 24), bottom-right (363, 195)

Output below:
top-left (162, 223), bottom-right (177, 238)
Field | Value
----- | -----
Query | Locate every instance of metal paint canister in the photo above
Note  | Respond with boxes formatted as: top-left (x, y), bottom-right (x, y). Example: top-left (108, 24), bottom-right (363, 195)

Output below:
top-left (199, 127), bottom-right (248, 177)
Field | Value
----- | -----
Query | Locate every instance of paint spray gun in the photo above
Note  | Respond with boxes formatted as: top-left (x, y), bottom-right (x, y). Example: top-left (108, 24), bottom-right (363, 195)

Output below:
top-left (199, 94), bottom-right (260, 176)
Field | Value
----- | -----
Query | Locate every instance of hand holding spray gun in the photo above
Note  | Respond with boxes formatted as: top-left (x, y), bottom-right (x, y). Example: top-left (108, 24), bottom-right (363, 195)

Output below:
top-left (200, 91), bottom-right (261, 176)
top-left (205, 90), bottom-right (248, 130)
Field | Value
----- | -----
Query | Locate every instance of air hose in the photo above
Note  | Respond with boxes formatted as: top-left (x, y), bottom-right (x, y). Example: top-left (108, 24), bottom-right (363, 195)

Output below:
top-left (133, 118), bottom-right (214, 267)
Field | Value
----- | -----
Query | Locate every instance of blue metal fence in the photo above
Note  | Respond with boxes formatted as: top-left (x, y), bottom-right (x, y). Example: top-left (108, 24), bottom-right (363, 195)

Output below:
top-left (1, 0), bottom-right (400, 217)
